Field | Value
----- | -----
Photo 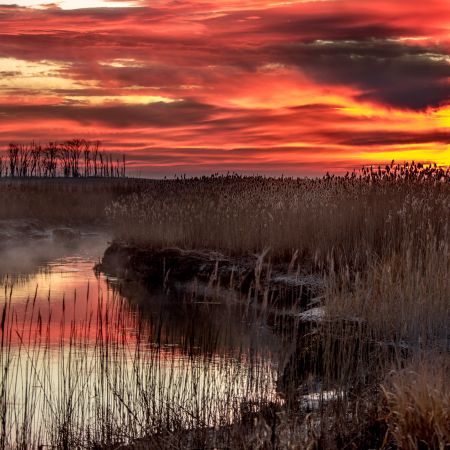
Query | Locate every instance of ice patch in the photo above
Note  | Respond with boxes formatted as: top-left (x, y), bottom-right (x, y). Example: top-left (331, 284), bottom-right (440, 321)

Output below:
top-left (297, 306), bottom-right (326, 322)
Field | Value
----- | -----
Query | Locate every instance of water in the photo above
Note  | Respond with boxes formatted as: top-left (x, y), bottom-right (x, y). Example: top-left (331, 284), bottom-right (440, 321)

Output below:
top-left (0, 226), bottom-right (279, 447)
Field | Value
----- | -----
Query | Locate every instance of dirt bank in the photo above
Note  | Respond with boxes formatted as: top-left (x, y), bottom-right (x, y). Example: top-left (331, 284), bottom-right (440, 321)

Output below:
top-left (97, 242), bottom-right (325, 309)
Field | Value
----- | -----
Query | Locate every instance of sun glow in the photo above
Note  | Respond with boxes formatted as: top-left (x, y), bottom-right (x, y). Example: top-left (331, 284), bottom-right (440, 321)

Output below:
top-left (0, 58), bottom-right (92, 92)
top-left (2, 0), bottom-right (138, 9)
top-left (64, 95), bottom-right (179, 105)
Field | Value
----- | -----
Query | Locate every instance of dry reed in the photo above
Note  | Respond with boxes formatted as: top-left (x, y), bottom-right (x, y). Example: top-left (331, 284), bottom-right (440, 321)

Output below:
top-left (0, 162), bottom-right (448, 448)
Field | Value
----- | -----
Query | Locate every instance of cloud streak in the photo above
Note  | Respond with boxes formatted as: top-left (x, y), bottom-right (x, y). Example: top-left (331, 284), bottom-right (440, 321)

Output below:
top-left (0, 0), bottom-right (449, 175)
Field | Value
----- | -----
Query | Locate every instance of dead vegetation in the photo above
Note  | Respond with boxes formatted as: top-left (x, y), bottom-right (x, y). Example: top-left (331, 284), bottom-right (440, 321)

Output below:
top-left (0, 162), bottom-right (448, 449)
top-left (104, 162), bottom-right (449, 449)
top-left (1, 140), bottom-right (125, 178)
top-left (0, 177), bottom-right (150, 225)
top-left (381, 358), bottom-right (450, 450)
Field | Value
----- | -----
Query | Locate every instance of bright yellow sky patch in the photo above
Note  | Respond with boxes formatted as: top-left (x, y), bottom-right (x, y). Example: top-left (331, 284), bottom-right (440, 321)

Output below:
top-left (64, 95), bottom-right (179, 105)
top-left (357, 144), bottom-right (450, 166)
top-left (2, 0), bottom-right (137, 9)
top-left (0, 58), bottom-right (91, 92)
top-left (435, 106), bottom-right (450, 128)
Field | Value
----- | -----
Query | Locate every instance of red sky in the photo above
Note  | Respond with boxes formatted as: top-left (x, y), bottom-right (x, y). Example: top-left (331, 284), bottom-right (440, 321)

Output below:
top-left (0, 0), bottom-right (449, 176)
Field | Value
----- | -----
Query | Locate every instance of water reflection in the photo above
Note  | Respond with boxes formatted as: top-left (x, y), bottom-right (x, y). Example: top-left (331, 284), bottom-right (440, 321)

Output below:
top-left (0, 230), bottom-right (278, 447)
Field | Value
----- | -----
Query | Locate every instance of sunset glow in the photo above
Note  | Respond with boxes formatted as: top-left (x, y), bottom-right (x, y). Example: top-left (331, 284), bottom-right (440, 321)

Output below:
top-left (1, 0), bottom-right (449, 175)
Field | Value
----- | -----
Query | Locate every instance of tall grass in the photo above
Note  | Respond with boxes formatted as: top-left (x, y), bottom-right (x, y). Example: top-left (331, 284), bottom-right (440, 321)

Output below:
top-left (0, 178), bottom-right (151, 225)
top-left (0, 163), bottom-right (448, 448)
top-left (108, 164), bottom-right (450, 265)
top-left (105, 163), bottom-right (449, 448)
top-left (381, 358), bottom-right (450, 450)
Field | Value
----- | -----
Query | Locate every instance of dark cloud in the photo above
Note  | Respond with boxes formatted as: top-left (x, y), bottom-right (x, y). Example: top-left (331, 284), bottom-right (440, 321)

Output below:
top-left (0, 100), bottom-right (218, 127)
top-left (0, 71), bottom-right (21, 77)
top-left (207, 9), bottom-right (409, 42)
top-left (1, 3), bottom-right (448, 113)
top-left (273, 40), bottom-right (450, 110)
top-left (64, 62), bottom-right (201, 89)
top-left (321, 129), bottom-right (450, 146)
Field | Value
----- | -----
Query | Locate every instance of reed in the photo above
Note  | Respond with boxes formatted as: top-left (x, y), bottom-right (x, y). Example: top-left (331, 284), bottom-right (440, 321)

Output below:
top-left (381, 357), bottom-right (450, 450)
top-left (108, 163), bottom-right (450, 265)
top-left (0, 284), bottom-right (278, 449)
top-left (0, 163), bottom-right (448, 448)
top-left (0, 177), bottom-right (150, 225)
top-left (1, 277), bottom-right (447, 449)
top-left (105, 163), bottom-right (449, 449)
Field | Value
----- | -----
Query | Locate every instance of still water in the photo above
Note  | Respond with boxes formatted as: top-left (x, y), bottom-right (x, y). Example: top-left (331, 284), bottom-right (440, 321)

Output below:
top-left (0, 227), bottom-right (278, 447)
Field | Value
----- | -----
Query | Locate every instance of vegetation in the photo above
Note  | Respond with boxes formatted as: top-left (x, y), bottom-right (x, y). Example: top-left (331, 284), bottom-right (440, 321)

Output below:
top-left (105, 162), bottom-right (450, 448)
top-left (0, 286), bottom-right (278, 449)
top-left (109, 162), bottom-right (450, 265)
top-left (0, 178), bottom-right (150, 225)
top-left (381, 360), bottom-right (450, 450)
top-left (0, 162), bottom-right (448, 449)
top-left (0, 140), bottom-right (126, 178)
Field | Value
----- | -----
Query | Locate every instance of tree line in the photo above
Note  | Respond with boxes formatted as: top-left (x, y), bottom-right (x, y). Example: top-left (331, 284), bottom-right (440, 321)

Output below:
top-left (0, 140), bottom-right (126, 178)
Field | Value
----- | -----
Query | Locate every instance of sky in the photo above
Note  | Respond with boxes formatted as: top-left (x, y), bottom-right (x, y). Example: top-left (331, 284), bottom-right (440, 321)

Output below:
top-left (0, 0), bottom-right (449, 176)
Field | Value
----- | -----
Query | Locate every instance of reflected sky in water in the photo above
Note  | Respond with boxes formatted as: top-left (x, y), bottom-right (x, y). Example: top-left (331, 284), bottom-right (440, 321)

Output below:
top-left (0, 227), bottom-right (279, 445)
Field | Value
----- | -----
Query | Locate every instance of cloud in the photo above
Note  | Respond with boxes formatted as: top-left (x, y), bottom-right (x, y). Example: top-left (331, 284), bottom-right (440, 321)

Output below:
top-left (0, 100), bottom-right (218, 127)
top-left (0, 0), bottom-right (449, 174)
top-left (271, 40), bottom-right (450, 110)
top-left (321, 129), bottom-right (450, 147)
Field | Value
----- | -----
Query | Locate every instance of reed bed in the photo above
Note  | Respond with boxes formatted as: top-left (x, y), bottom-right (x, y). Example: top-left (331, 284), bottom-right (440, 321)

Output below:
top-left (0, 177), bottom-right (151, 225)
top-left (381, 357), bottom-right (450, 450)
top-left (105, 162), bottom-right (450, 449)
top-left (108, 163), bottom-right (450, 266)
top-left (0, 162), bottom-right (448, 448)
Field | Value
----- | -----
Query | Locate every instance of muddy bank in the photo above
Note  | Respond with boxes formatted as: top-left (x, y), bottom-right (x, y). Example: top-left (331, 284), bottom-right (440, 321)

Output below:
top-left (98, 242), bottom-right (325, 309)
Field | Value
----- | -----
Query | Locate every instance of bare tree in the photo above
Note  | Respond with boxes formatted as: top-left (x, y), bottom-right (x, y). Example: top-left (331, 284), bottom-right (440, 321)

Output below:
top-left (43, 142), bottom-right (58, 177)
top-left (30, 142), bottom-right (42, 177)
top-left (18, 144), bottom-right (30, 177)
top-left (83, 140), bottom-right (91, 177)
top-left (60, 143), bottom-right (71, 177)
top-left (8, 144), bottom-right (19, 177)
top-left (92, 141), bottom-right (100, 177)
top-left (66, 139), bottom-right (83, 177)
top-left (122, 154), bottom-right (126, 177)
top-left (3, 140), bottom-right (126, 178)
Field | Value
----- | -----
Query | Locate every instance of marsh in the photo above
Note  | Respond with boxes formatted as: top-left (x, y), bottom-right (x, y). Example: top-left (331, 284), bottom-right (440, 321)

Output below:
top-left (0, 167), bottom-right (449, 449)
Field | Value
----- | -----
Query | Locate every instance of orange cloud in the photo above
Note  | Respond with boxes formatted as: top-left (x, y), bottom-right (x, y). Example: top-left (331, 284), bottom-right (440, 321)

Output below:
top-left (0, 0), bottom-right (449, 175)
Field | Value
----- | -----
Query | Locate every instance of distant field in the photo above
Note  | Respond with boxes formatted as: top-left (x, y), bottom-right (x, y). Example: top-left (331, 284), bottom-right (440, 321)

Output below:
top-left (0, 177), bottom-right (152, 225)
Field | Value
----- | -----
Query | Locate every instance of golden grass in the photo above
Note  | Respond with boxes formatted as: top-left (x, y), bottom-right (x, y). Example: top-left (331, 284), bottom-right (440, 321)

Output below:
top-left (381, 359), bottom-right (450, 450)
top-left (0, 178), bottom-right (150, 225)
top-left (108, 166), bottom-right (450, 267)
top-left (0, 163), bottom-right (448, 448)
top-left (105, 164), bottom-right (449, 448)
